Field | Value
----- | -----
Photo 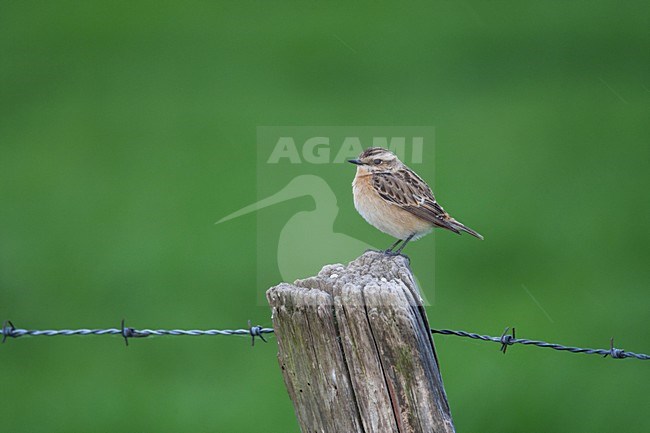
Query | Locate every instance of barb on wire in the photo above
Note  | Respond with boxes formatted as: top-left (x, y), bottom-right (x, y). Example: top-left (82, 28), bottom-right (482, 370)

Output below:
top-left (1, 318), bottom-right (648, 360)
top-left (499, 327), bottom-right (516, 354)
top-left (2, 320), bottom-right (15, 344)
top-left (121, 319), bottom-right (149, 346)
top-left (248, 320), bottom-right (267, 346)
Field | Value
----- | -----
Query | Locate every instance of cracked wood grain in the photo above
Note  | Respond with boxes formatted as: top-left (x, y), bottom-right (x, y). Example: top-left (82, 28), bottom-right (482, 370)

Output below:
top-left (267, 251), bottom-right (455, 433)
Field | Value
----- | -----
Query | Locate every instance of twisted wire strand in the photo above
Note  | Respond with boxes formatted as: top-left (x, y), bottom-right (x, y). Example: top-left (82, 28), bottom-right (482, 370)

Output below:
top-left (2, 320), bottom-right (648, 360)
top-left (6, 328), bottom-right (275, 337)
top-left (1, 320), bottom-right (273, 347)
top-left (431, 328), bottom-right (650, 360)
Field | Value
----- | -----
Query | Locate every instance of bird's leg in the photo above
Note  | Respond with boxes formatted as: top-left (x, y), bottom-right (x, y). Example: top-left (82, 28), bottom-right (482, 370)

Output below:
top-left (394, 234), bottom-right (414, 255)
top-left (384, 239), bottom-right (403, 254)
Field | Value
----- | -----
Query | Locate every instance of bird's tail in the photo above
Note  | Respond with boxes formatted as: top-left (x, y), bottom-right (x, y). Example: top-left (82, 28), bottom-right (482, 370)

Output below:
top-left (448, 219), bottom-right (484, 240)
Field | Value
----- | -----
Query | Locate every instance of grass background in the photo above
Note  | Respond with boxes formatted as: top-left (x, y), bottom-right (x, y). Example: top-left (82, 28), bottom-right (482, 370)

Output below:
top-left (1, 1), bottom-right (649, 432)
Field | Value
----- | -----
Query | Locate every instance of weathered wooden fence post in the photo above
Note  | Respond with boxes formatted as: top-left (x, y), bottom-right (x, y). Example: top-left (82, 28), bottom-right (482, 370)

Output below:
top-left (266, 251), bottom-right (455, 433)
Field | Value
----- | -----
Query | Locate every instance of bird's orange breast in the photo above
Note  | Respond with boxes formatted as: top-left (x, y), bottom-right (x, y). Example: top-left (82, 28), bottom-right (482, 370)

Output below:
top-left (352, 172), bottom-right (433, 240)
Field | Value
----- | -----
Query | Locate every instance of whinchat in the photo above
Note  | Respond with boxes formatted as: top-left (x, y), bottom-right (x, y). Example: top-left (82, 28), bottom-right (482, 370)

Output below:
top-left (349, 147), bottom-right (483, 254)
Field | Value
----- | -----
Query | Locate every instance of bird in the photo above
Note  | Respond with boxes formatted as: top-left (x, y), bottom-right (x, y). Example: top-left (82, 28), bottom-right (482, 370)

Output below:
top-left (349, 147), bottom-right (483, 255)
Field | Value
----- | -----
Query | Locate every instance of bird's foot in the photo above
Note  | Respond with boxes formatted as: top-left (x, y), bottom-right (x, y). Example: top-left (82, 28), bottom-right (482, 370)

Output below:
top-left (382, 250), bottom-right (410, 261)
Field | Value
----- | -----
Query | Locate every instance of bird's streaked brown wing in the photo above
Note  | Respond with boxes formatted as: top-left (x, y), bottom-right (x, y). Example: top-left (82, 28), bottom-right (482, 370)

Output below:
top-left (372, 170), bottom-right (461, 234)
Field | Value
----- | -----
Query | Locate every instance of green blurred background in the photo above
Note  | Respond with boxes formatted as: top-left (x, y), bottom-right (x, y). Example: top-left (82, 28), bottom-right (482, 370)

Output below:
top-left (1, 1), bottom-right (649, 432)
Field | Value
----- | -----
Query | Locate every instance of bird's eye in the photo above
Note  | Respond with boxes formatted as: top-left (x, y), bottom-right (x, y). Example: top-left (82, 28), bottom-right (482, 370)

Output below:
top-left (373, 159), bottom-right (382, 165)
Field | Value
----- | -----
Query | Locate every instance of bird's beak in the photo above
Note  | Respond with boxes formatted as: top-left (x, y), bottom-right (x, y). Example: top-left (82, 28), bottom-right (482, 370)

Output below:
top-left (348, 159), bottom-right (363, 165)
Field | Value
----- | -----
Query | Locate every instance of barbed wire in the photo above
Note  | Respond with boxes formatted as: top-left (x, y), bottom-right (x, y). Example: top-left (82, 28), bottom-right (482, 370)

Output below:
top-left (431, 327), bottom-right (649, 360)
top-left (2, 320), bottom-right (648, 360)
top-left (1, 320), bottom-right (273, 347)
